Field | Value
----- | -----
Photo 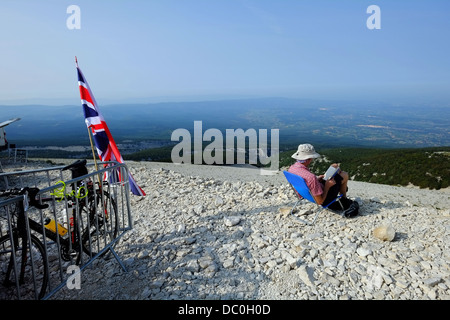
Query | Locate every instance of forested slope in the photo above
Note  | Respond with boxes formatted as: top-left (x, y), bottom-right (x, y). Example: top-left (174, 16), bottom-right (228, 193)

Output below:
top-left (279, 147), bottom-right (450, 190)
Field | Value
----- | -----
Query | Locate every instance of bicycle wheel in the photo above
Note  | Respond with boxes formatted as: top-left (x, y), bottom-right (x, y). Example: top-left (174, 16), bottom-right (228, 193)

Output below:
top-left (0, 233), bottom-right (49, 300)
top-left (80, 189), bottom-right (119, 259)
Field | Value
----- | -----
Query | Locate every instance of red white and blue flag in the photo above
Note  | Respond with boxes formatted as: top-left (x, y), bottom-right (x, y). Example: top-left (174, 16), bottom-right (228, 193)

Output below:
top-left (75, 57), bottom-right (146, 196)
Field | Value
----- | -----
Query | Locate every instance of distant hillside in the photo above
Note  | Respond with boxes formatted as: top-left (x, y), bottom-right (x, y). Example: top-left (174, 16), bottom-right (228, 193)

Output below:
top-left (2, 98), bottom-right (449, 149)
top-left (280, 147), bottom-right (450, 190)
top-left (3, 98), bottom-right (449, 190)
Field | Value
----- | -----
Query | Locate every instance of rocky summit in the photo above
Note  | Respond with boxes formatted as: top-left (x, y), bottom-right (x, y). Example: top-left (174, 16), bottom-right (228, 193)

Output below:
top-left (37, 160), bottom-right (449, 300)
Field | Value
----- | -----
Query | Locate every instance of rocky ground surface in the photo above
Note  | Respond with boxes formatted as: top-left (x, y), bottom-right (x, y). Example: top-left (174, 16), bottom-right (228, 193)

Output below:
top-left (2, 160), bottom-right (450, 300)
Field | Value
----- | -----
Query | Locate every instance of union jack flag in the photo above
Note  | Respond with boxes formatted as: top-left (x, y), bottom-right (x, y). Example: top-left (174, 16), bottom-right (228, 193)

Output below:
top-left (75, 57), bottom-right (146, 196)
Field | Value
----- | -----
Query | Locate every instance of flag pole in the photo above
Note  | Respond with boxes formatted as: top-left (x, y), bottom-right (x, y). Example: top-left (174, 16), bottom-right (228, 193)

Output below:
top-left (86, 126), bottom-right (103, 185)
top-left (87, 127), bottom-right (99, 172)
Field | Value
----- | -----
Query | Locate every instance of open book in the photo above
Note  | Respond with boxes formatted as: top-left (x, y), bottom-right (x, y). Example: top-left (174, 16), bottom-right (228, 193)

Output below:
top-left (324, 166), bottom-right (340, 180)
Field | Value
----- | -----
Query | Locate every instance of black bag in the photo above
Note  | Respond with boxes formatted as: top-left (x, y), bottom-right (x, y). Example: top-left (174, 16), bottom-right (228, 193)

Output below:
top-left (343, 200), bottom-right (359, 218)
top-left (328, 196), bottom-right (352, 211)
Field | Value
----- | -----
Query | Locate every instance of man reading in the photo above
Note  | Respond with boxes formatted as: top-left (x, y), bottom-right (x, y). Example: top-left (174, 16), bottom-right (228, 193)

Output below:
top-left (288, 144), bottom-right (357, 216)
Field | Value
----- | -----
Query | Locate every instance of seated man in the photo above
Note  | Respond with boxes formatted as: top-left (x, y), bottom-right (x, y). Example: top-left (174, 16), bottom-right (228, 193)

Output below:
top-left (288, 144), bottom-right (357, 215)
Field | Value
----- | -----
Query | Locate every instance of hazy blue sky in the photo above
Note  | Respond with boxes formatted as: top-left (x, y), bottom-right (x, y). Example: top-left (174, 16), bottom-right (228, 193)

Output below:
top-left (1, 0), bottom-right (449, 105)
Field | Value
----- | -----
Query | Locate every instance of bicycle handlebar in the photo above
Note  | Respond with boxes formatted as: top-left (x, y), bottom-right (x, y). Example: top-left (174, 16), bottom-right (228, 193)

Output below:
top-left (62, 159), bottom-right (88, 180)
top-left (1, 159), bottom-right (90, 209)
top-left (62, 159), bottom-right (87, 171)
top-left (0, 187), bottom-right (49, 210)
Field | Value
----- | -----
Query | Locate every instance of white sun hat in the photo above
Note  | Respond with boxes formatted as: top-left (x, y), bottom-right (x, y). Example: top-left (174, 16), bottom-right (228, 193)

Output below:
top-left (291, 144), bottom-right (321, 161)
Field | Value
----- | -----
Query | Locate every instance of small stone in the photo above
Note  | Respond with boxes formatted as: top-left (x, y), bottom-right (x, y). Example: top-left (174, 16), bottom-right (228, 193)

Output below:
top-left (224, 216), bottom-right (241, 226)
top-left (297, 209), bottom-right (312, 216)
top-left (149, 280), bottom-right (164, 289)
top-left (186, 260), bottom-right (200, 272)
top-left (423, 277), bottom-right (442, 287)
top-left (184, 237), bottom-right (196, 245)
top-left (193, 204), bottom-right (204, 214)
top-left (278, 207), bottom-right (291, 218)
top-left (373, 225), bottom-right (396, 241)
top-left (297, 265), bottom-right (316, 288)
top-left (223, 257), bottom-right (235, 268)
top-left (215, 196), bottom-right (224, 206)
top-left (356, 247), bottom-right (372, 257)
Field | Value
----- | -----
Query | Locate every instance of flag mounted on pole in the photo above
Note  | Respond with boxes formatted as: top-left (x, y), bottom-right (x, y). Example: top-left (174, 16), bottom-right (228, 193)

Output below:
top-left (75, 57), bottom-right (146, 196)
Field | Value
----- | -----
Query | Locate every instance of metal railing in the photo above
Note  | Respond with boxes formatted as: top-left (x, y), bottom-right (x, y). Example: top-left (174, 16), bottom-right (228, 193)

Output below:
top-left (0, 161), bottom-right (133, 300)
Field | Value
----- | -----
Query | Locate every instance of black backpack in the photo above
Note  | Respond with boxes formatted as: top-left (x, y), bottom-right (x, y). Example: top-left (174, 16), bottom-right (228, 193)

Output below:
top-left (329, 197), bottom-right (359, 218)
top-left (343, 200), bottom-right (359, 218)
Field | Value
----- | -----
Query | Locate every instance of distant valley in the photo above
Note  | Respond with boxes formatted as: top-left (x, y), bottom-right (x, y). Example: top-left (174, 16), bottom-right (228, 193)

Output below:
top-left (2, 98), bottom-right (449, 190)
top-left (2, 98), bottom-right (449, 156)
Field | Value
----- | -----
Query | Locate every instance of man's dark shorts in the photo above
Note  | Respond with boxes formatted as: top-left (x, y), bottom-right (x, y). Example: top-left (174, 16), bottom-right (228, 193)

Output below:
top-left (320, 173), bottom-right (344, 209)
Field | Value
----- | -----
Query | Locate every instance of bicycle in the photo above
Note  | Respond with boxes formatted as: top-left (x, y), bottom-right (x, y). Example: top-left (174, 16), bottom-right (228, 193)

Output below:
top-left (0, 188), bottom-right (49, 300)
top-left (50, 159), bottom-right (119, 262)
top-left (0, 160), bottom-right (119, 299)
